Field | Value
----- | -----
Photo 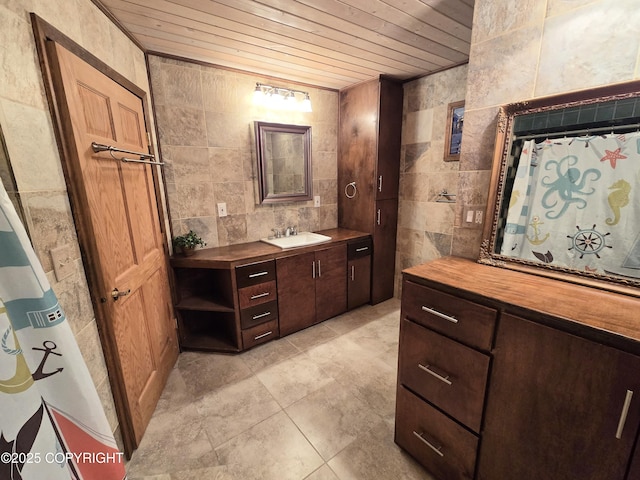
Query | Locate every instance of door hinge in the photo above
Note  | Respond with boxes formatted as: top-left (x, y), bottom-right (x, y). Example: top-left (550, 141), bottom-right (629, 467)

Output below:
top-left (146, 131), bottom-right (152, 147)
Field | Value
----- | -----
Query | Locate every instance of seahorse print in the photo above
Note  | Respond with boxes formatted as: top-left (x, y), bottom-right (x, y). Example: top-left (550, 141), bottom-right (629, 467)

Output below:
top-left (606, 179), bottom-right (631, 226)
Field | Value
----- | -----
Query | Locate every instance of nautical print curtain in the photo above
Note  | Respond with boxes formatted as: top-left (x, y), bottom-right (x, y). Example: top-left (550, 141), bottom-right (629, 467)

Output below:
top-left (0, 180), bottom-right (126, 479)
top-left (501, 132), bottom-right (640, 279)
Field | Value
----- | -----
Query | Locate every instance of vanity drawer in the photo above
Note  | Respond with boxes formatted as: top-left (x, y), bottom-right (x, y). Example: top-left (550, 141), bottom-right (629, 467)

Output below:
top-left (242, 319), bottom-right (278, 350)
top-left (238, 280), bottom-right (277, 309)
top-left (399, 318), bottom-right (490, 433)
top-left (348, 237), bottom-right (372, 259)
top-left (240, 300), bottom-right (278, 329)
top-left (236, 260), bottom-right (276, 288)
top-left (395, 385), bottom-right (478, 480)
top-left (402, 280), bottom-right (496, 352)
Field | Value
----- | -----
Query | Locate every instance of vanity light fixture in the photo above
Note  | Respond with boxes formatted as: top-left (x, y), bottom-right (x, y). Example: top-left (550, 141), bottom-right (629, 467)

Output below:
top-left (252, 83), bottom-right (312, 112)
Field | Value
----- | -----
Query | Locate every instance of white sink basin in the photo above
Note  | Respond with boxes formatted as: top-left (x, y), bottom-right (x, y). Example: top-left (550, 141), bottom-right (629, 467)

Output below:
top-left (261, 231), bottom-right (331, 249)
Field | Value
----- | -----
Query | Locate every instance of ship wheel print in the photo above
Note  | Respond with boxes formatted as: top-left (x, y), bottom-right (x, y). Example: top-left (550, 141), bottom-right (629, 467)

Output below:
top-left (567, 224), bottom-right (611, 259)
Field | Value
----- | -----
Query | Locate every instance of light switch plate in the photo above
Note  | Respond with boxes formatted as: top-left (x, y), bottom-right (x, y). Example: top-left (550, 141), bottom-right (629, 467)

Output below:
top-left (462, 205), bottom-right (484, 228)
top-left (51, 245), bottom-right (74, 281)
top-left (217, 202), bottom-right (228, 217)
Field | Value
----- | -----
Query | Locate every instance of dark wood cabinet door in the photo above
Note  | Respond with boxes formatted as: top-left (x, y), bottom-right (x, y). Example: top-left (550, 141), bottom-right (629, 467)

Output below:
top-left (376, 78), bottom-right (402, 200)
top-left (372, 198), bottom-right (398, 303)
top-left (478, 314), bottom-right (640, 480)
top-left (315, 245), bottom-right (347, 322)
top-left (277, 252), bottom-right (316, 336)
top-left (348, 255), bottom-right (371, 310)
top-left (338, 79), bottom-right (378, 234)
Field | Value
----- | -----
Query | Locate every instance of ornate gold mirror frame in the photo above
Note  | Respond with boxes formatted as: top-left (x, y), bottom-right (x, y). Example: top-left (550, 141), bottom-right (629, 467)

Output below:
top-left (479, 80), bottom-right (640, 297)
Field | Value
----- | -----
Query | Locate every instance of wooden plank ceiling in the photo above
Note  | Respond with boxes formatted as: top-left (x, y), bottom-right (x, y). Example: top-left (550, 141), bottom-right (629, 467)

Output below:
top-left (99, 0), bottom-right (474, 90)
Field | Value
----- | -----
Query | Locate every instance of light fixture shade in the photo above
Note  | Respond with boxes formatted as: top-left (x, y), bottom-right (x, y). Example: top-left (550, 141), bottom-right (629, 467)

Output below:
top-left (252, 84), bottom-right (264, 105)
top-left (301, 93), bottom-right (312, 112)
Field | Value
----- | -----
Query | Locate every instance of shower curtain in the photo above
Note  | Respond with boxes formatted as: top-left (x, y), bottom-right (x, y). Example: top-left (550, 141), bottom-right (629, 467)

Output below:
top-left (501, 131), bottom-right (640, 279)
top-left (0, 181), bottom-right (126, 479)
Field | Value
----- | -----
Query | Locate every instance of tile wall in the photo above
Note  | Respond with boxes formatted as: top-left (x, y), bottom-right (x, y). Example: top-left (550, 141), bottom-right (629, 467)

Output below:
top-left (453, 0), bottom-right (640, 259)
top-left (148, 55), bottom-right (339, 248)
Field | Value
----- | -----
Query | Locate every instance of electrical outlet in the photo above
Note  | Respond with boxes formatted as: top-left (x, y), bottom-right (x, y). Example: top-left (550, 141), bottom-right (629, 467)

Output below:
top-left (314, 195), bottom-right (321, 207)
top-left (462, 205), bottom-right (484, 228)
top-left (217, 202), bottom-right (227, 217)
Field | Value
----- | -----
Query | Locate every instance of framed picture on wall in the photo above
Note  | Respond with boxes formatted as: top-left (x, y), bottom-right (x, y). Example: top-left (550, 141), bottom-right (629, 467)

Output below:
top-left (444, 100), bottom-right (464, 161)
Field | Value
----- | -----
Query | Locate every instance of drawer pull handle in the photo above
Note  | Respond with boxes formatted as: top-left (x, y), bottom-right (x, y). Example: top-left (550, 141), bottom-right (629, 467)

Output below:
top-left (249, 271), bottom-right (269, 278)
top-left (616, 390), bottom-right (634, 439)
top-left (254, 331), bottom-right (273, 341)
top-left (252, 311), bottom-right (271, 320)
top-left (250, 292), bottom-right (270, 300)
top-left (412, 431), bottom-right (444, 457)
top-left (418, 363), bottom-right (452, 386)
top-left (355, 246), bottom-right (369, 252)
top-left (351, 265), bottom-right (355, 281)
top-left (421, 306), bottom-right (458, 324)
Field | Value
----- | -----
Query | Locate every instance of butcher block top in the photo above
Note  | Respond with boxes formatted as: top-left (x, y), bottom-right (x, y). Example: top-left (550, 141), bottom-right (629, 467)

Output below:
top-left (170, 228), bottom-right (369, 269)
top-left (403, 256), bottom-right (640, 355)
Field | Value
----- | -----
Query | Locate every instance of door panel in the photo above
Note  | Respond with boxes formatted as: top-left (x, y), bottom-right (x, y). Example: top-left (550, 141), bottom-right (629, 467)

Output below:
top-left (315, 245), bottom-right (347, 322)
top-left (48, 42), bottom-right (178, 450)
top-left (277, 252), bottom-right (316, 336)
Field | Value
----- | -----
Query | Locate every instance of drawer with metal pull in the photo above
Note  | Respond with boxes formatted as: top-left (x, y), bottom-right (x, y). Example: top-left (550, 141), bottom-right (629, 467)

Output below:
top-left (398, 318), bottom-right (490, 433)
top-left (242, 319), bottom-right (279, 350)
top-left (395, 385), bottom-right (478, 480)
top-left (240, 300), bottom-right (278, 330)
top-left (238, 280), bottom-right (277, 309)
top-left (236, 260), bottom-right (276, 288)
top-left (347, 237), bottom-right (372, 260)
top-left (402, 280), bottom-right (496, 352)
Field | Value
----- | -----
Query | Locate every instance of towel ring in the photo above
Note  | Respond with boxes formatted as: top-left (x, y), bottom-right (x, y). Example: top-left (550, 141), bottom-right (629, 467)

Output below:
top-left (344, 181), bottom-right (357, 199)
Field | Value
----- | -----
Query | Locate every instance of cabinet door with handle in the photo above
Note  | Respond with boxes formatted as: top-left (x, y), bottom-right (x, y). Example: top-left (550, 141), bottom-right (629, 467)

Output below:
top-left (478, 314), bottom-right (640, 480)
top-left (277, 252), bottom-right (316, 336)
top-left (315, 244), bottom-right (347, 322)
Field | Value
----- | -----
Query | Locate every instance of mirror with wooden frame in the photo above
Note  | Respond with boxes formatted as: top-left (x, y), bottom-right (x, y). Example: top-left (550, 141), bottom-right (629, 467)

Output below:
top-left (255, 121), bottom-right (312, 204)
top-left (480, 80), bottom-right (640, 296)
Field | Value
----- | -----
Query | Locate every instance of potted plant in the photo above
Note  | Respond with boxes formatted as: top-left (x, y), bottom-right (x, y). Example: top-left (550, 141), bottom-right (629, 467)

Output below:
top-left (172, 230), bottom-right (206, 256)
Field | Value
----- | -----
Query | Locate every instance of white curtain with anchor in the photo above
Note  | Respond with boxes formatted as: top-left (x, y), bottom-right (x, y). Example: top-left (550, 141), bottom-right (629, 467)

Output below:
top-left (501, 132), bottom-right (640, 279)
top-left (0, 180), bottom-right (126, 479)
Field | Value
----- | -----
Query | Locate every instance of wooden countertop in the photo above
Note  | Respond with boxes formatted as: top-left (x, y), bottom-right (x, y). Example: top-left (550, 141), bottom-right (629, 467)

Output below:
top-left (170, 228), bottom-right (369, 269)
top-left (403, 256), bottom-right (640, 352)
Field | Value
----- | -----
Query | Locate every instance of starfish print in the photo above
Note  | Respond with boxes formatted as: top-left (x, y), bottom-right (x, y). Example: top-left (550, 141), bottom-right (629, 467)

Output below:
top-left (600, 147), bottom-right (627, 168)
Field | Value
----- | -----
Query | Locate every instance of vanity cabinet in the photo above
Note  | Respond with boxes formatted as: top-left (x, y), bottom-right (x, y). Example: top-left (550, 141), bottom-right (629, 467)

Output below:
top-left (347, 237), bottom-right (371, 309)
top-left (396, 257), bottom-right (640, 480)
top-left (477, 313), bottom-right (640, 480)
top-left (396, 278), bottom-right (495, 480)
top-left (277, 244), bottom-right (347, 336)
top-left (236, 260), bottom-right (279, 350)
top-left (338, 76), bottom-right (402, 304)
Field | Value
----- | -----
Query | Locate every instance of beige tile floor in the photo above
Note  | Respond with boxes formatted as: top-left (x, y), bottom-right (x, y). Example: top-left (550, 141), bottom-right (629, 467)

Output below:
top-left (126, 298), bottom-right (433, 480)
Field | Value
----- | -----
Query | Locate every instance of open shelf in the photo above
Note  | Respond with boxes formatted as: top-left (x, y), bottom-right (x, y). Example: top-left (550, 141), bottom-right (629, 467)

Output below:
top-left (175, 309), bottom-right (240, 352)
top-left (176, 295), bottom-right (235, 312)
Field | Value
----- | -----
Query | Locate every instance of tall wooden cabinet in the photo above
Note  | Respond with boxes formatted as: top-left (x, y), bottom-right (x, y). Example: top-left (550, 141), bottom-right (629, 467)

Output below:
top-left (338, 76), bottom-right (403, 304)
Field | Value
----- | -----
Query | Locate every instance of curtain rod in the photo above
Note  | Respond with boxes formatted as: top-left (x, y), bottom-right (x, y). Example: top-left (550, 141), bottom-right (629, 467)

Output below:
top-left (514, 121), bottom-right (640, 141)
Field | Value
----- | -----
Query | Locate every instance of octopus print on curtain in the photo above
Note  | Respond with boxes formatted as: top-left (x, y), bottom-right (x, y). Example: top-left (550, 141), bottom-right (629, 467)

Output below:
top-left (501, 132), bottom-right (640, 279)
top-left (0, 181), bottom-right (126, 479)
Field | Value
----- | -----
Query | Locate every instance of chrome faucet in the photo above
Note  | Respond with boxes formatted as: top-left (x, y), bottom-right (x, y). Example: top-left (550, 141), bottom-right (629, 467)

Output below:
top-left (271, 228), bottom-right (282, 238)
top-left (285, 226), bottom-right (297, 236)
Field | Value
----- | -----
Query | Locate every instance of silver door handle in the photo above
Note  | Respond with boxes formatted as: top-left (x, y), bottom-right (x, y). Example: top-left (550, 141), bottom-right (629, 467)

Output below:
top-left (377, 209), bottom-right (381, 225)
top-left (254, 331), bottom-right (273, 340)
top-left (616, 390), bottom-right (634, 439)
top-left (418, 363), bottom-right (452, 385)
top-left (378, 175), bottom-right (383, 192)
top-left (252, 311), bottom-right (271, 320)
top-left (312, 261), bottom-right (316, 279)
top-left (249, 271), bottom-right (269, 278)
top-left (317, 260), bottom-right (321, 277)
top-left (111, 288), bottom-right (131, 301)
top-left (412, 431), bottom-right (444, 457)
top-left (250, 292), bottom-right (270, 300)
top-left (421, 306), bottom-right (458, 324)
top-left (351, 265), bottom-right (355, 281)
top-left (355, 246), bottom-right (369, 252)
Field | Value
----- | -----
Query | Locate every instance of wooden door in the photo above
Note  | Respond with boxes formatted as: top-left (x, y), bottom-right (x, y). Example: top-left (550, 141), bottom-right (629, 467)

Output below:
top-left (277, 252), bottom-right (316, 336)
top-left (315, 245), bottom-right (347, 322)
top-left (47, 43), bottom-right (178, 451)
top-left (372, 198), bottom-right (398, 303)
top-left (478, 314), bottom-right (640, 480)
top-left (376, 78), bottom-right (402, 200)
top-left (348, 255), bottom-right (371, 310)
top-left (338, 79), bottom-right (378, 233)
